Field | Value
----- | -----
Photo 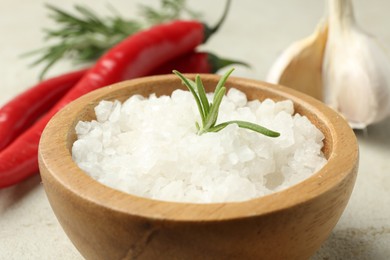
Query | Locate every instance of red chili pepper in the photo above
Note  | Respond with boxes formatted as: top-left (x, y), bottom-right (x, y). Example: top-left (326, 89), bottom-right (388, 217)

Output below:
top-left (0, 12), bottom-right (231, 187)
top-left (0, 69), bottom-right (88, 151)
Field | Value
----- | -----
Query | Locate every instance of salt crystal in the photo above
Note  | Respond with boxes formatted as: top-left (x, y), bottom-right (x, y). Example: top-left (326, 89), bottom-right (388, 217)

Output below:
top-left (275, 100), bottom-right (294, 115)
top-left (108, 100), bottom-right (121, 123)
top-left (227, 88), bottom-right (247, 107)
top-left (95, 100), bottom-right (113, 122)
top-left (75, 121), bottom-right (91, 136)
top-left (237, 146), bottom-right (255, 162)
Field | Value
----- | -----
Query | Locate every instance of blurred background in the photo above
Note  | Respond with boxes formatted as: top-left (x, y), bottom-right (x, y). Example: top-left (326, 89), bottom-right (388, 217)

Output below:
top-left (0, 0), bottom-right (389, 259)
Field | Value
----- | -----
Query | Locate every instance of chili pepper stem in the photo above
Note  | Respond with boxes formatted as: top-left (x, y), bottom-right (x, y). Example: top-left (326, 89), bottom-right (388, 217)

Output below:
top-left (207, 52), bottom-right (250, 73)
top-left (203, 0), bottom-right (232, 41)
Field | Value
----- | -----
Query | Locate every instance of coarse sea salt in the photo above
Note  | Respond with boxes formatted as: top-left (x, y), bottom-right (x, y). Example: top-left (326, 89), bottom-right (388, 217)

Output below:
top-left (72, 88), bottom-right (327, 203)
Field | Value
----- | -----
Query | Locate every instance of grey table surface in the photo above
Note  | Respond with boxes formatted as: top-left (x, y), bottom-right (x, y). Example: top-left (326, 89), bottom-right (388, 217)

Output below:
top-left (0, 0), bottom-right (389, 259)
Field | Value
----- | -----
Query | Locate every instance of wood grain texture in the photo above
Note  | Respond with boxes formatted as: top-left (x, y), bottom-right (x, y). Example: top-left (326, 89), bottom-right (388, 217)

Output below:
top-left (38, 74), bottom-right (359, 260)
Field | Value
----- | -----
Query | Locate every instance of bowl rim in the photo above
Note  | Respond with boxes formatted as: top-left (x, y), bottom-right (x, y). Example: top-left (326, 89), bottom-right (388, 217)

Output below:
top-left (39, 74), bottom-right (359, 222)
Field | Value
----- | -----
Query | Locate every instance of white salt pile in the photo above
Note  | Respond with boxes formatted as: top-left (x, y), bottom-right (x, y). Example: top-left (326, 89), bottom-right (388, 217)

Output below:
top-left (72, 88), bottom-right (327, 203)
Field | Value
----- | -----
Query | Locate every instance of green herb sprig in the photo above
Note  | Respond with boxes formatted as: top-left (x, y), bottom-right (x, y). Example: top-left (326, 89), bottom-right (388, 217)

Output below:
top-left (173, 69), bottom-right (280, 137)
top-left (23, 0), bottom-right (200, 80)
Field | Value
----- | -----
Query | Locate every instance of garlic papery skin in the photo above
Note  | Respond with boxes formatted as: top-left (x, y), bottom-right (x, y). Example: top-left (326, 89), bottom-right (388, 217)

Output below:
top-left (266, 21), bottom-right (328, 100)
top-left (323, 0), bottom-right (390, 129)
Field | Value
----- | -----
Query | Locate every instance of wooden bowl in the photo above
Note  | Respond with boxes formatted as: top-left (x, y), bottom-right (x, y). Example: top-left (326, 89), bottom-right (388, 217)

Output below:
top-left (38, 74), bottom-right (358, 260)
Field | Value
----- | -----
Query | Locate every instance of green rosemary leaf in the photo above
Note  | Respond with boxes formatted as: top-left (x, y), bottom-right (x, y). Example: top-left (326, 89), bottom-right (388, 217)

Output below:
top-left (206, 123), bottom-right (227, 133)
top-left (203, 86), bottom-right (226, 131)
top-left (195, 121), bottom-right (200, 131)
top-left (139, 0), bottom-right (194, 25)
top-left (38, 46), bottom-right (70, 80)
top-left (46, 5), bottom-right (79, 24)
top-left (173, 70), bottom-right (205, 125)
top-left (112, 18), bottom-right (143, 35)
top-left (74, 5), bottom-right (103, 25)
top-left (195, 75), bottom-right (210, 115)
top-left (213, 68), bottom-right (234, 103)
top-left (211, 121), bottom-right (280, 137)
top-left (29, 43), bottom-right (72, 79)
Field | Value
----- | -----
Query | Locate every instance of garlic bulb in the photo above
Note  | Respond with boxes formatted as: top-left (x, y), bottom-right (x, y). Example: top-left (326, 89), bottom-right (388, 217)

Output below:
top-left (323, 0), bottom-right (390, 129)
top-left (267, 21), bottom-right (328, 100)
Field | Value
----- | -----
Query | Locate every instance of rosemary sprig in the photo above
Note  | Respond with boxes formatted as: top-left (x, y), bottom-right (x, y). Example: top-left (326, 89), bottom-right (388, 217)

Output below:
top-left (24, 0), bottom-right (200, 80)
top-left (139, 0), bottom-right (202, 26)
top-left (173, 69), bottom-right (281, 137)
